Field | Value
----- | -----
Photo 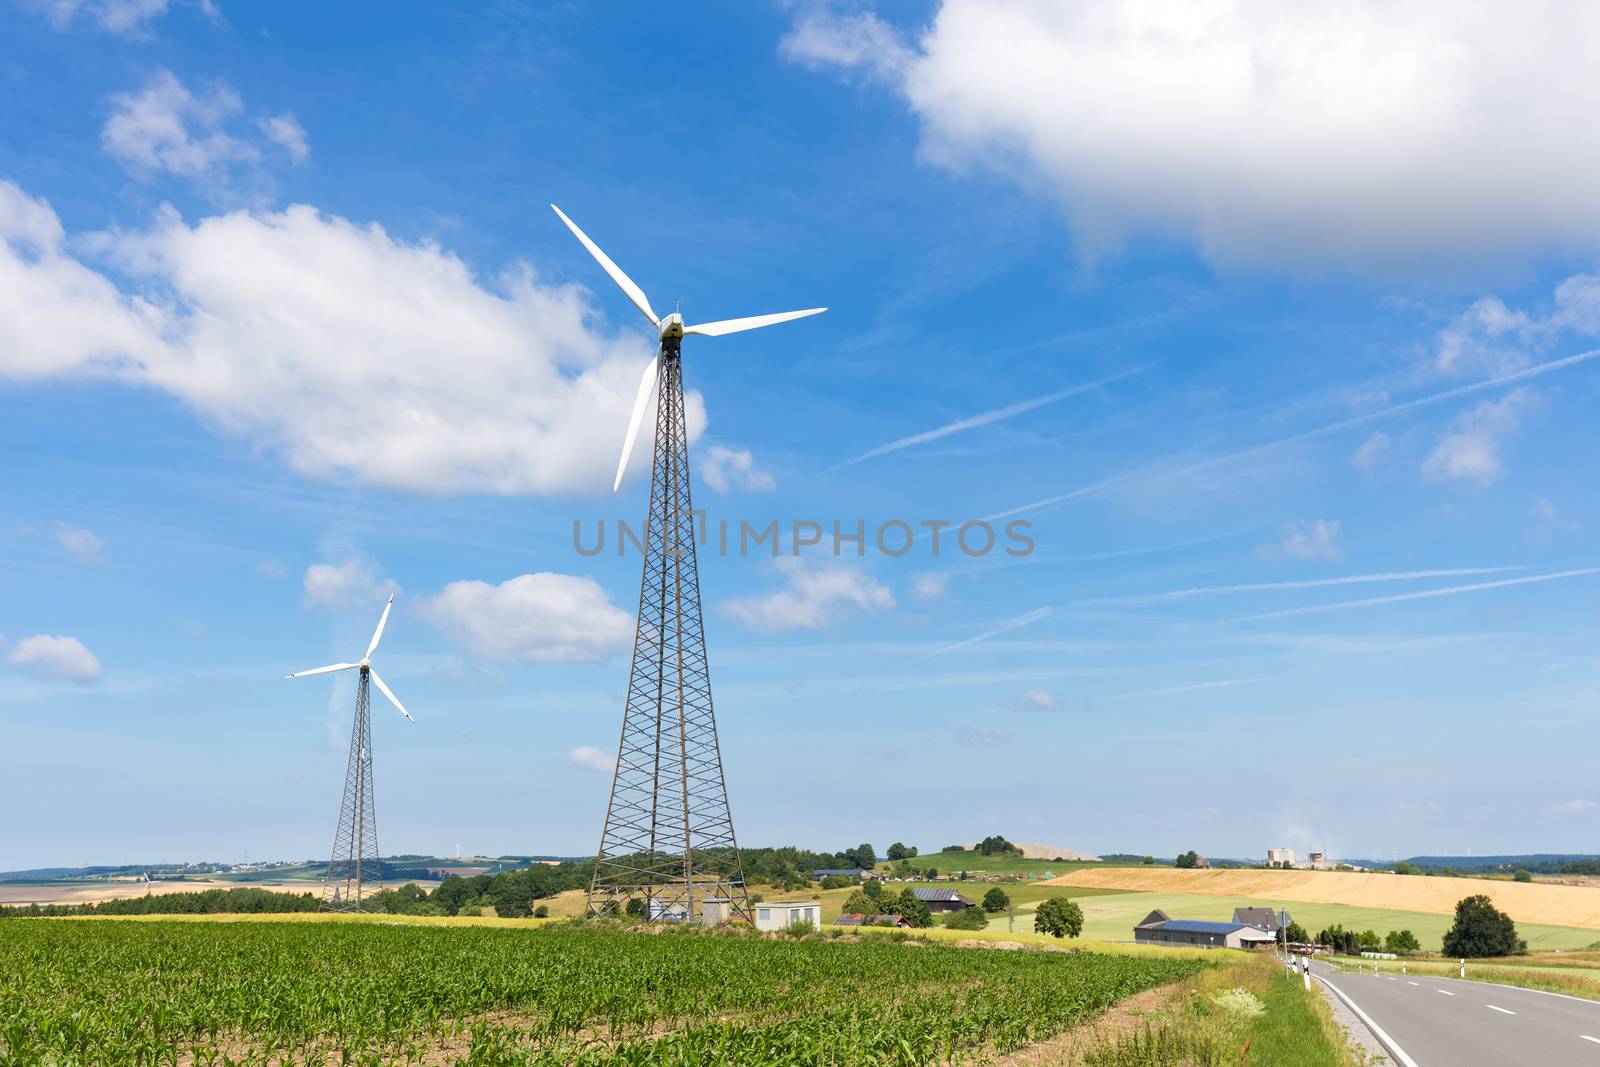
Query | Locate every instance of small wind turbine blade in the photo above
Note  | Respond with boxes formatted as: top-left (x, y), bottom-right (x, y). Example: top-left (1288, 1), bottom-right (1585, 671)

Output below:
top-left (613, 354), bottom-right (659, 492)
top-left (284, 662), bottom-right (360, 679)
top-left (550, 204), bottom-right (660, 327)
top-left (366, 594), bottom-right (395, 659)
top-left (369, 670), bottom-right (414, 722)
top-left (683, 307), bottom-right (826, 337)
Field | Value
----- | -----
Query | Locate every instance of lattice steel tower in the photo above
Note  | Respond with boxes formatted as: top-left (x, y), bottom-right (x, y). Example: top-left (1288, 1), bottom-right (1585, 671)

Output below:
top-left (325, 669), bottom-right (382, 910)
top-left (548, 203), bottom-right (825, 923)
top-left (588, 343), bottom-right (751, 921)
top-left (285, 594), bottom-right (415, 914)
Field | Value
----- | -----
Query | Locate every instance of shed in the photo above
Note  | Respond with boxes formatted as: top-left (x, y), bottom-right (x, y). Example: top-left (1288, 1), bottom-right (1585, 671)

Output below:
top-left (911, 887), bottom-right (974, 913)
top-left (753, 900), bottom-right (822, 932)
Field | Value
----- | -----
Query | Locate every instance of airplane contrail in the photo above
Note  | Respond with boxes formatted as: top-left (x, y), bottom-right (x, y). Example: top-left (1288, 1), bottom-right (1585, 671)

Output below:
top-left (1226, 568), bottom-right (1600, 623)
top-left (1077, 567), bottom-right (1523, 606)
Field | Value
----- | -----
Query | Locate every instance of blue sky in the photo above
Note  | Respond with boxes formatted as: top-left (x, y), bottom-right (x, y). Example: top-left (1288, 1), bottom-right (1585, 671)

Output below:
top-left (4, 0), bottom-right (1599, 870)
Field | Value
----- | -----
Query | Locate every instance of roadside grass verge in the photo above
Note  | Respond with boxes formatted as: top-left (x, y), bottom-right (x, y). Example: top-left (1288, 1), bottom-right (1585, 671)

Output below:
top-left (1078, 953), bottom-right (1368, 1066)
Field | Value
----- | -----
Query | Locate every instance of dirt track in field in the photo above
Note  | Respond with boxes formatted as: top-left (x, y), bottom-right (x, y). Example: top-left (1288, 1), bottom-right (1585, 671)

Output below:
top-left (1039, 866), bottom-right (1600, 929)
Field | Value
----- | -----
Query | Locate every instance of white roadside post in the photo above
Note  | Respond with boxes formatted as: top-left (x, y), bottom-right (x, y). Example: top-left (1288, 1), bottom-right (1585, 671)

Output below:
top-left (1460, 958), bottom-right (1466, 978)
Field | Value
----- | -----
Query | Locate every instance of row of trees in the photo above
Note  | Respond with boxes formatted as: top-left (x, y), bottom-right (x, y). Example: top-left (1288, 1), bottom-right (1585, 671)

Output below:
top-left (0, 887), bottom-right (321, 918)
top-left (1313, 896), bottom-right (1524, 958)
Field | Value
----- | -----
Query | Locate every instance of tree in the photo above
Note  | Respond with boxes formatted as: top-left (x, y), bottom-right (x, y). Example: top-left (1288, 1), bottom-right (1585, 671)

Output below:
top-left (1393, 861), bottom-right (1418, 876)
top-left (1174, 851), bottom-right (1200, 869)
top-left (1034, 897), bottom-right (1084, 938)
top-left (841, 889), bottom-right (876, 916)
top-left (1141, 856), bottom-right (1156, 865)
top-left (850, 843), bottom-right (878, 869)
top-left (533, 904), bottom-right (549, 918)
top-left (944, 906), bottom-right (988, 930)
top-left (924, 866), bottom-right (938, 880)
top-left (977, 835), bottom-right (1020, 856)
top-left (1513, 869), bottom-right (1533, 883)
top-left (982, 887), bottom-right (1011, 913)
top-left (1356, 929), bottom-right (1381, 951)
top-left (886, 842), bottom-right (918, 861)
top-left (896, 888), bottom-right (932, 928)
top-left (941, 844), bottom-right (965, 853)
top-left (1442, 895), bottom-right (1525, 958)
top-left (1385, 929), bottom-right (1421, 954)
top-left (863, 878), bottom-right (884, 900)
top-left (1283, 921), bottom-right (1309, 944)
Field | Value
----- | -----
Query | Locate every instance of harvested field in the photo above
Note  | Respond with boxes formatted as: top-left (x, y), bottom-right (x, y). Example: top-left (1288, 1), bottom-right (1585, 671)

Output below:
top-left (1040, 866), bottom-right (1600, 929)
top-left (0, 879), bottom-right (315, 907)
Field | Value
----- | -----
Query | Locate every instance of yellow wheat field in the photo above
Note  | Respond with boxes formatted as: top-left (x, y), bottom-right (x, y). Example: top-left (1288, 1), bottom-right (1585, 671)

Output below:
top-left (1040, 867), bottom-right (1600, 929)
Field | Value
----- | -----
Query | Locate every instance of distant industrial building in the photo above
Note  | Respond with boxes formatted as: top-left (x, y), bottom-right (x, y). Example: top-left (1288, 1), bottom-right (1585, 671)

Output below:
top-left (1266, 848), bottom-right (1296, 867)
top-left (752, 900), bottom-right (822, 931)
top-left (911, 887), bottom-right (974, 913)
top-left (1133, 909), bottom-right (1279, 950)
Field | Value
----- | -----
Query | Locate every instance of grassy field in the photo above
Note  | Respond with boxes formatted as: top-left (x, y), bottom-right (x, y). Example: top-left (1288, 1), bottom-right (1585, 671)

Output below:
top-left (0, 917), bottom-right (1208, 1065)
top-left (1042, 865), bottom-right (1600, 929)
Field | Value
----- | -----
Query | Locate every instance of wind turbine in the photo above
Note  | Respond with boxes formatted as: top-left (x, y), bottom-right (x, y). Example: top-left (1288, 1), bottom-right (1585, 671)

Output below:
top-left (550, 203), bottom-right (824, 922)
top-left (286, 593), bottom-right (413, 911)
top-left (550, 204), bottom-right (825, 492)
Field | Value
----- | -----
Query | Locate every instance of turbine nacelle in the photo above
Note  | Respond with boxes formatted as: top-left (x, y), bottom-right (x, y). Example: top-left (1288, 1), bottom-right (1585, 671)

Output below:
top-left (549, 203), bottom-right (826, 491)
top-left (285, 594), bottom-right (414, 722)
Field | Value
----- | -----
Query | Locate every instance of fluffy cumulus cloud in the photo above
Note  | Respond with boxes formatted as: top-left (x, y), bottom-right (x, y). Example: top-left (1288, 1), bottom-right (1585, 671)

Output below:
top-left (53, 521), bottom-right (105, 563)
top-left (1260, 519), bottom-right (1343, 562)
top-left (419, 573), bottom-right (634, 664)
top-left (786, 1), bottom-right (1600, 269)
top-left (698, 444), bottom-right (776, 493)
top-left (6, 633), bottom-right (103, 683)
top-left (1423, 388), bottom-right (1537, 486)
top-left (303, 557), bottom-right (399, 609)
top-left (721, 558), bottom-right (894, 632)
top-left (0, 181), bottom-right (701, 494)
top-left (568, 746), bottom-right (616, 774)
top-left (910, 570), bottom-right (950, 601)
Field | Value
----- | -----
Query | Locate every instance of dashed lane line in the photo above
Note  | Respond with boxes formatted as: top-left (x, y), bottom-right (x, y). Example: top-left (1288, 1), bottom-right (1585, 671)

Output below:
top-left (1407, 981), bottom-right (1420, 986)
top-left (1580, 1034), bottom-right (1600, 1045)
top-left (1486, 1005), bottom-right (1516, 1016)
top-left (1437, 989), bottom-right (1457, 996)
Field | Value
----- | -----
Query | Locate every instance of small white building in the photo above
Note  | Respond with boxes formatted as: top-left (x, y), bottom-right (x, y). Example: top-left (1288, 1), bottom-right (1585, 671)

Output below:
top-left (753, 900), bottom-right (821, 931)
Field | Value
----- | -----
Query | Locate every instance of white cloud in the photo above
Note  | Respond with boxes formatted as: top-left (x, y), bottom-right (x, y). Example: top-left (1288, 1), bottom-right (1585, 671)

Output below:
top-left (721, 558), bottom-right (894, 632)
top-left (29, 0), bottom-right (208, 36)
top-left (256, 113), bottom-right (310, 164)
top-left (6, 634), bottom-right (102, 683)
top-left (1017, 688), bottom-right (1053, 710)
top-left (303, 558), bottom-right (398, 609)
top-left (787, 2), bottom-right (1600, 269)
top-left (699, 444), bottom-right (776, 493)
top-left (1260, 519), bottom-right (1343, 562)
top-left (1422, 388), bottom-right (1537, 486)
top-left (419, 573), bottom-right (633, 664)
top-left (781, 9), bottom-right (914, 85)
top-left (1540, 798), bottom-right (1597, 816)
top-left (52, 521), bottom-right (104, 563)
top-left (1351, 432), bottom-right (1390, 472)
top-left (910, 570), bottom-right (950, 601)
top-left (0, 181), bottom-right (699, 494)
top-left (568, 745), bottom-right (616, 774)
top-left (1438, 274), bottom-right (1600, 376)
top-left (102, 71), bottom-right (259, 182)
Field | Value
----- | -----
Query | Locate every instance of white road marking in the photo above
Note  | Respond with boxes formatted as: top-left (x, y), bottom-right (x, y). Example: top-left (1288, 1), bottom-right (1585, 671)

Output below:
top-left (1486, 1005), bottom-right (1516, 1015)
top-left (1581, 1035), bottom-right (1600, 1045)
top-left (1316, 976), bottom-right (1422, 1067)
top-left (1437, 989), bottom-right (1456, 996)
top-left (1407, 981), bottom-right (1420, 986)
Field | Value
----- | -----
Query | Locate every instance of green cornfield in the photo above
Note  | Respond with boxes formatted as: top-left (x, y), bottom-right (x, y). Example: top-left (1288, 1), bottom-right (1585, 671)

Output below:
top-left (0, 919), bottom-right (1204, 1065)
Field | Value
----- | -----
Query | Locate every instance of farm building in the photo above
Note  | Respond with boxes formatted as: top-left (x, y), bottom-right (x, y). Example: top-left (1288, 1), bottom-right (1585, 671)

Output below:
top-left (911, 887), bottom-right (974, 913)
top-left (834, 913), bottom-right (912, 928)
top-left (1233, 907), bottom-right (1283, 932)
top-left (811, 868), bottom-right (868, 879)
top-left (753, 900), bottom-right (822, 931)
top-left (1133, 909), bottom-right (1279, 950)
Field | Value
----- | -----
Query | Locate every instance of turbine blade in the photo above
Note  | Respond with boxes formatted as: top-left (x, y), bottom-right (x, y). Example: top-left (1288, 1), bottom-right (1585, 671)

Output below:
top-left (550, 204), bottom-right (659, 327)
top-left (369, 670), bottom-right (413, 721)
top-left (683, 307), bottom-right (826, 337)
top-left (284, 662), bottom-right (359, 679)
top-left (366, 593), bottom-right (395, 659)
top-left (613, 354), bottom-right (659, 492)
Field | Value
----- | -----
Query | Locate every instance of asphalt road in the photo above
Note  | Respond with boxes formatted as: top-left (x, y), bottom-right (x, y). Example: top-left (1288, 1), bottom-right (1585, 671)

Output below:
top-left (1309, 958), bottom-right (1600, 1065)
